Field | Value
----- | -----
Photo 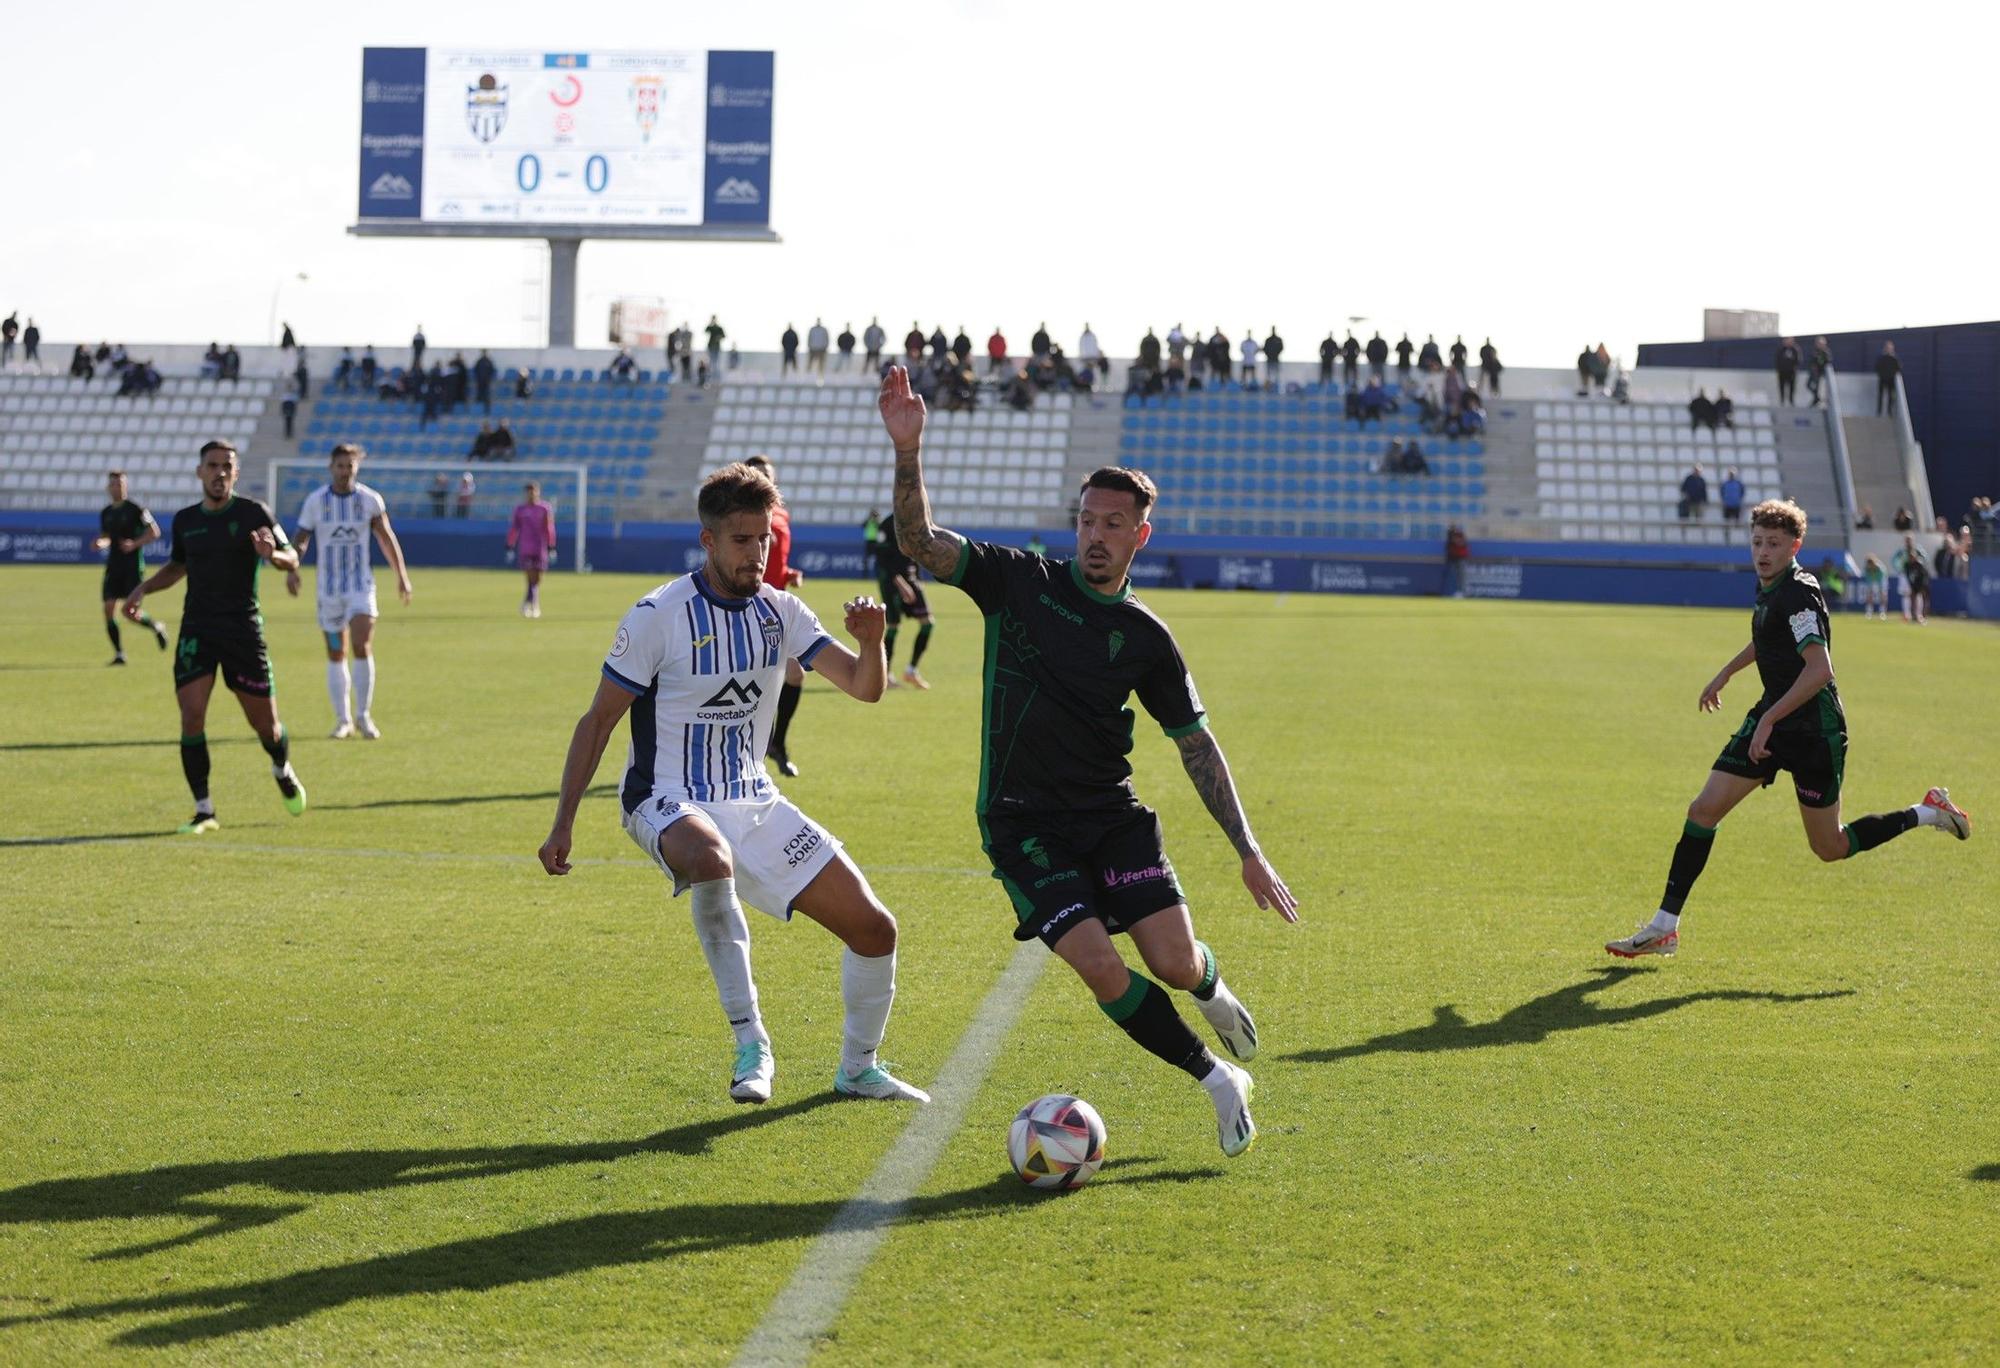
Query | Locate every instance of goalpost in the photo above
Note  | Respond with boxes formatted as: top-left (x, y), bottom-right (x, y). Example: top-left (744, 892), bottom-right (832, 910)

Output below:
top-left (267, 458), bottom-right (590, 572)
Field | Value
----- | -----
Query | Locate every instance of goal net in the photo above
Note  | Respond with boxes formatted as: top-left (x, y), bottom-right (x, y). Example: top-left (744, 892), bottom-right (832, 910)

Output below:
top-left (266, 458), bottom-right (590, 571)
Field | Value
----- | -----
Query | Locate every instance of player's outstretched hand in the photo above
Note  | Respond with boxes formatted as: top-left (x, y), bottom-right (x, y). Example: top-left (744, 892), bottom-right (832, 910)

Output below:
top-left (285, 568), bottom-right (302, 598)
top-left (538, 827), bottom-right (573, 876)
top-left (1243, 853), bottom-right (1300, 923)
top-left (1699, 673), bottom-right (1728, 712)
top-left (844, 595), bottom-right (886, 646)
top-left (249, 527), bottom-right (278, 560)
top-left (878, 365), bottom-right (927, 452)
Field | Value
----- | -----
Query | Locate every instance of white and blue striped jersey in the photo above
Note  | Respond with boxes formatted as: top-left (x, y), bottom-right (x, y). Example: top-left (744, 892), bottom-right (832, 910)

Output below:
top-left (601, 572), bottom-right (834, 810)
top-left (296, 483), bottom-right (387, 598)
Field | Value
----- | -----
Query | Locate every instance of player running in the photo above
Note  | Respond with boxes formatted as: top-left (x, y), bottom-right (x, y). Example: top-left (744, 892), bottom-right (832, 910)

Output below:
top-left (507, 483), bottom-right (556, 618)
top-left (285, 443), bottom-right (414, 739)
top-left (875, 513), bottom-right (936, 690)
top-left (125, 441), bottom-right (307, 833)
top-left (94, 470), bottom-right (169, 665)
top-left (877, 365), bottom-right (1298, 1157)
top-left (1606, 498), bottom-right (1971, 959)
top-left (744, 455), bottom-right (808, 777)
top-left (537, 462), bottom-right (928, 1107)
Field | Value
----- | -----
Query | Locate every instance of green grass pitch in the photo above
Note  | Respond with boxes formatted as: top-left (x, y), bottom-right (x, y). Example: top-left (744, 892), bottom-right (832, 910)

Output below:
top-left (1, 563), bottom-right (1995, 1364)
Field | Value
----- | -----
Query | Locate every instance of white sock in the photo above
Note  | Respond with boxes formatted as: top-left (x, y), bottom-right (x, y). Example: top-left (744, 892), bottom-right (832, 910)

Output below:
top-left (1199, 1060), bottom-right (1236, 1093)
top-left (1911, 804), bottom-right (1939, 827)
top-left (194, 797), bottom-right (215, 817)
top-left (326, 660), bottom-right (351, 723)
top-left (351, 656), bottom-right (375, 718)
top-left (839, 947), bottom-right (896, 1076)
top-left (1649, 909), bottom-right (1680, 932)
top-left (689, 878), bottom-right (767, 1047)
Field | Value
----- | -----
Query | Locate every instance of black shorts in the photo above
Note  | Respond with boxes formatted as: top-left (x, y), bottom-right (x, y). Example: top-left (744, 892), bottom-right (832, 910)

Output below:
top-left (174, 623), bottom-right (275, 698)
top-left (881, 580), bottom-right (929, 624)
top-left (102, 567), bottom-right (141, 601)
top-left (982, 805), bottom-right (1186, 948)
top-left (1713, 712), bottom-right (1846, 809)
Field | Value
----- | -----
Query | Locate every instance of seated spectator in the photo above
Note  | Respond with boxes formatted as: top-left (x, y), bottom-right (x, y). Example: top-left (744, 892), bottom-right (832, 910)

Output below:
top-left (1358, 378), bottom-right (1388, 423)
top-left (1398, 440), bottom-right (1430, 475)
top-left (1679, 463), bottom-right (1708, 519)
top-left (1893, 506), bottom-right (1915, 531)
top-left (488, 420), bottom-right (517, 460)
top-left (220, 345), bottom-right (240, 381)
top-left (1855, 502), bottom-right (1875, 530)
top-left (1344, 387), bottom-right (1362, 421)
top-left (1713, 389), bottom-right (1736, 429)
top-left (469, 422), bottom-right (495, 460)
top-left (334, 348), bottom-right (355, 392)
top-left (360, 347), bottom-right (378, 389)
top-left (608, 347), bottom-right (638, 381)
top-left (1445, 389), bottom-right (1486, 437)
top-left (68, 344), bottom-right (94, 381)
top-left (1689, 389), bottom-right (1718, 432)
top-left (513, 367), bottom-right (535, 400)
top-left (1719, 467), bottom-right (1745, 520)
top-left (1006, 367), bottom-right (1035, 410)
top-left (201, 343), bottom-right (223, 380)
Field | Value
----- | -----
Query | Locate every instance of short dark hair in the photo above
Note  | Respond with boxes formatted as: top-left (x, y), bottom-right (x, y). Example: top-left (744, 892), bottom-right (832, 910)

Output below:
top-left (106, 469), bottom-right (126, 480)
top-left (330, 442), bottom-right (365, 461)
top-left (743, 453), bottom-right (776, 479)
top-left (1078, 466), bottom-right (1158, 517)
top-left (699, 463), bottom-right (781, 529)
top-left (198, 440), bottom-right (237, 462)
top-left (1750, 498), bottom-right (1808, 539)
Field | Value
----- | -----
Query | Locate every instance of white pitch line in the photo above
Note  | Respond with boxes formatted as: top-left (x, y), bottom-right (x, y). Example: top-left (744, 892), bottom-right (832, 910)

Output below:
top-left (732, 937), bottom-right (1048, 1368)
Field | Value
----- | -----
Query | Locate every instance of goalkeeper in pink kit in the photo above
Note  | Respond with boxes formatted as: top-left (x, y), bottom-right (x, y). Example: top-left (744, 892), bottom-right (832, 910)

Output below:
top-left (507, 481), bottom-right (557, 618)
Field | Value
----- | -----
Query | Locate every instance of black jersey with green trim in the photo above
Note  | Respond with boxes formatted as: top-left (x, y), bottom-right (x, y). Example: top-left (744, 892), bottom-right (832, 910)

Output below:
top-left (944, 539), bottom-right (1206, 814)
top-left (168, 497), bottom-right (288, 628)
top-left (1751, 561), bottom-right (1844, 734)
top-left (99, 501), bottom-right (155, 578)
top-left (875, 519), bottom-right (919, 591)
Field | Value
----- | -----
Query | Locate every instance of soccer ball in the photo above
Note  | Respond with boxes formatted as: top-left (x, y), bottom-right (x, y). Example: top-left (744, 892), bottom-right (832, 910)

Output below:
top-left (1007, 1094), bottom-right (1106, 1190)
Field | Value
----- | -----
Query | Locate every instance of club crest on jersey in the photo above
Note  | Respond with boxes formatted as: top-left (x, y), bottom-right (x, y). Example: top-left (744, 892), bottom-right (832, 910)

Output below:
top-left (758, 613), bottom-right (783, 658)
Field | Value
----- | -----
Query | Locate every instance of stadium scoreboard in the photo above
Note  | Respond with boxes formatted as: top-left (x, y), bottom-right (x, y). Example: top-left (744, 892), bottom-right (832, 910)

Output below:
top-left (357, 48), bottom-right (773, 231)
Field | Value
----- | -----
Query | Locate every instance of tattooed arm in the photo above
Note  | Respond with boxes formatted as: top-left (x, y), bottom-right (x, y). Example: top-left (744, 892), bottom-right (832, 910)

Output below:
top-left (878, 365), bottom-right (966, 579)
top-left (1176, 727), bottom-right (1301, 922)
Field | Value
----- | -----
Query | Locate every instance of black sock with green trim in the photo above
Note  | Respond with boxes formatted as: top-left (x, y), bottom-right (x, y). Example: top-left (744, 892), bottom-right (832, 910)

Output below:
top-left (1660, 818), bottom-right (1716, 915)
top-left (1842, 809), bottom-right (1918, 856)
top-left (1190, 940), bottom-right (1220, 1001)
top-left (180, 733), bottom-right (210, 805)
top-left (1099, 968), bottom-right (1215, 1080)
top-left (260, 724), bottom-right (290, 771)
top-left (910, 622), bottom-right (933, 668)
top-left (106, 619), bottom-right (122, 652)
top-left (883, 626), bottom-right (899, 670)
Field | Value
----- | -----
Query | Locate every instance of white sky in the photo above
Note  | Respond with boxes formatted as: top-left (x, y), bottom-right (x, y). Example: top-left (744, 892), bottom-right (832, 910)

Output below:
top-left (3, 0), bottom-right (1991, 367)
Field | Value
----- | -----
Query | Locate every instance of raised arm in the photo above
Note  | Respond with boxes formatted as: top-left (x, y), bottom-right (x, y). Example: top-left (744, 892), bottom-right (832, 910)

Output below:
top-left (878, 365), bottom-right (965, 578)
top-left (371, 511), bottom-right (414, 604)
top-left (539, 677), bottom-right (639, 875)
top-left (1175, 727), bottom-right (1300, 922)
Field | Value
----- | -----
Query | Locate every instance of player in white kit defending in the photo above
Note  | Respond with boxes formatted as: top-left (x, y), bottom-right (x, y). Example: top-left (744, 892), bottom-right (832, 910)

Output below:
top-left (286, 444), bottom-right (414, 738)
top-left (537, 463), bottom-right (928, 1106)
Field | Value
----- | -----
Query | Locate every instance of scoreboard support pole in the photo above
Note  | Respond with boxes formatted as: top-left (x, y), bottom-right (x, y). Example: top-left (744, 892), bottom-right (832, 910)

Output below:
top-left (348, 222), bottom-right (782, 350)
top-left (548, 238), bottom-right (581, 348)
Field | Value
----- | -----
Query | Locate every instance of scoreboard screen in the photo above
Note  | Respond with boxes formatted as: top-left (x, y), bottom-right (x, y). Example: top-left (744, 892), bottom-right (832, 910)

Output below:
top-left (358, 48), bottom-right (773, 229)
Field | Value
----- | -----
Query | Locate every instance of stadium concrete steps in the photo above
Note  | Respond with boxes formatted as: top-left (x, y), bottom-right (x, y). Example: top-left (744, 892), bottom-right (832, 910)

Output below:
top-left (1841, 414), bottom-right (1917, 529)
top-left (644, 386), bottom-right (720, 522)
top-left (1064, 394), bottom-right (1129, 521)
top-left (243, 387), bottom-right (300, 505)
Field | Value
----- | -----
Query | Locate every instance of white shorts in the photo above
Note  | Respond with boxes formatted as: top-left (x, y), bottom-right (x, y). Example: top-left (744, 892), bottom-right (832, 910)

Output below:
top-left (317, 587), bottom-right (380, 635)
top-left (621, 792), bottom-right (843, 921)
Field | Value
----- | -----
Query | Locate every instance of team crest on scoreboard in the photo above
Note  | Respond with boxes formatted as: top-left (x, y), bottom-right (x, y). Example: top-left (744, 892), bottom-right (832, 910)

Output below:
top-left (629, 76), bottom-right (663, 142)
top-left (465, 73), bottom-right (509, 143)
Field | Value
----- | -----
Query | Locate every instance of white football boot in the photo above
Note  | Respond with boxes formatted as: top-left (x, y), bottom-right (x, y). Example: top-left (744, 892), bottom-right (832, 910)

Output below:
top-left (1606, 924), bottom-right (1678, 958)
top-left (1922, 787), bottom-right (1972, 840)
top-left (729, 1040), bottom-right (774, 1104)
top-left (1203, 1059), bottom-right (1257, 1158)
top-left (833, 1062), bottom-right (930, 1102)
top-left (1195, 981), bottom-right (1259, 1061)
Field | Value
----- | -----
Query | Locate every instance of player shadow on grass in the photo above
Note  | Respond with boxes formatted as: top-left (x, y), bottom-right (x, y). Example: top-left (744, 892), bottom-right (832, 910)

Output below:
top-left (1283, 968), bottom-right (1854, 1064)
top-left (0, 1095), bottom-right (840, 1263)
top-left (314, 783), bottom-right (616, 812)
top-left (1972, 1164), bottom-right (2000, 1181)
top-left (0, 1166), bottom-right (1219, 1347)
top-left (0, 737), bottom-right (254, 751)
top-left (0, 830), bottom-right (184, 848)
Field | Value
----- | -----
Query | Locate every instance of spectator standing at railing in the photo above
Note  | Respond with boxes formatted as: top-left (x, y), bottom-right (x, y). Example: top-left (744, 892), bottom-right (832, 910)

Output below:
top-left (1239, 331), bottom-right (1261, 387)
top-left (1318, 333), bottom-right (1337, 387)
top-left (837, 324), bottom-right (856, 371)
top-left (360, 346), bottom-right (378, 391)
top-left (1031, 322), bottom-right (1051, 359)
top-left (1365, 331), bottom-right (1388, 382)
top-left (280, 322), bottom-right (296, 350)
top-left (411, 325), bottom-right (426, 371)
top-left (448, 353), bottom-right (470, 408)
top-left (334, 348), bottom-right (355, 393)
top-left (808, 319), bottom-right (830, 379)
top-left (780, 324), bottom-right (800, 375)
top-left (22, 318), bottom-right (40, 366)
top-left (1479, 338), bottom-right (1502, 394)
top-left (474, 349), bottom-right (496, 412)
top-left (1419, 335), bottom-right (1443, 374)
top-left (705, 315), bottom-right (726, 368)
top-left (1263, 327), bottom-right (1284, 386)
top-left (1720, 468), bottom-right (1745, 521)
top-left (928, 327), bottom-right (949, 365)
top-left (902, 323), bottom-right (924, 362)
top-left (1167, 324), bottom-right (1187, 366)
top-left (1896, 536), bottom-right (1930, 623)
top-left (1207, 328), bottom-right (1231, 384)
top-left (1807, 336), bottom-right (1830, 407)
top-left (1932, 521), bottom-right (1962, 581)
top-left (1079, 324), bottom-right (1103, 375)
top-left (293, 350), bottom-right (311, 402)
top-left (1449, 336), bottom-right (1469, 381)
top-left (0, 312), bottom-right (17, 364)
top-left (864, 318), bottom-right (886, 371)
top-left (280, 389), bottom-right (299, 440)
top-left (1137, 329), bottom-right (1162, 372)
top-left (430, 471), bottom-right (449, 518)
top-left (1679, 464), bottom-right (1708, 520)
top-left (987, 326), bottom-right (1008, 375)
top-left (1341, 332), bottom-right (1361, 389)
top-left (1775, 337), bottom-right (1801, 406)
top-left (951, 328), bottom-right (972, 367)
top-left (1874, 342), bottom-right (1902, 415)
top-left (1395, 333), bottom-right (1414, 381)
top-left (456, 470), bottom-right (475, 520)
